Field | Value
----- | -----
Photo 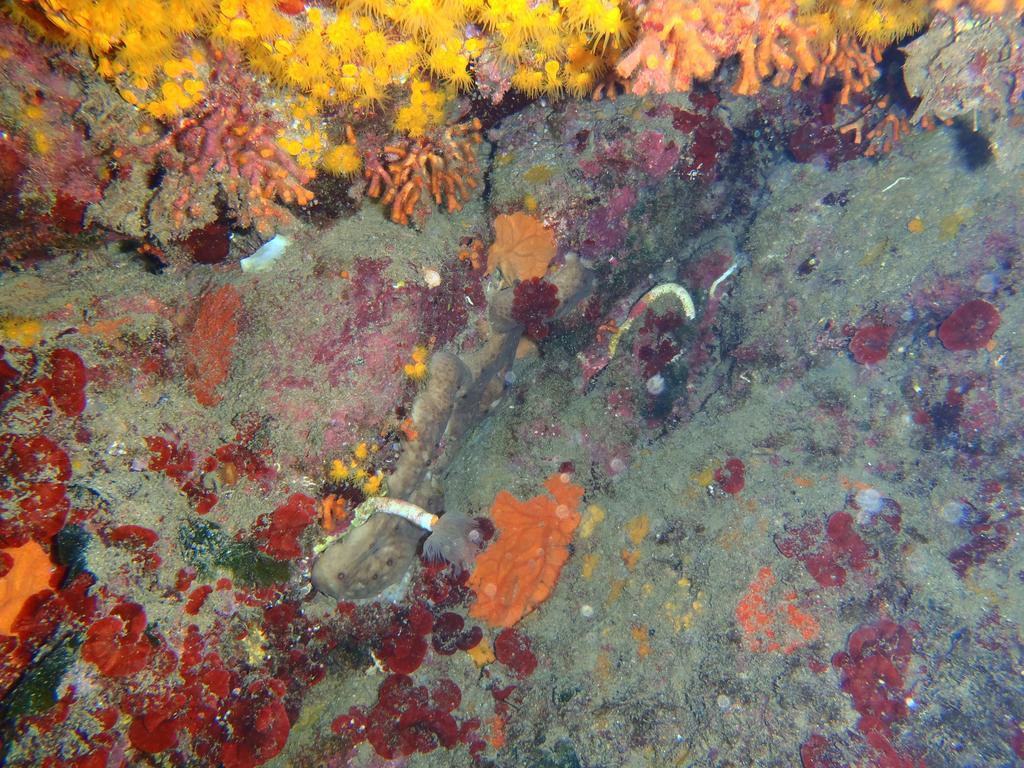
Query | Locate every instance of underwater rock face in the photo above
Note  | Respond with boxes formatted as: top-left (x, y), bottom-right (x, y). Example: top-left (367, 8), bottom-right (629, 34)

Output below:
top-left (5, 0), bottom-right (1024, 761)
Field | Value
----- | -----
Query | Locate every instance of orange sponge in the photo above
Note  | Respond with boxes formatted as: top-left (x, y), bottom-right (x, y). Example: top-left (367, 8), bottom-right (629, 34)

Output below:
top-left (468, 473), bottom-right (584, 628)
top-left (0, 541), bottom-right (60, 636)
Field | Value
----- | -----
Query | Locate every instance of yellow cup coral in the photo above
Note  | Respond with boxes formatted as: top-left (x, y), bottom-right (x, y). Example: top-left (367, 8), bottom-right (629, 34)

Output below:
top-left (322, 143), bottom-right (363, 175)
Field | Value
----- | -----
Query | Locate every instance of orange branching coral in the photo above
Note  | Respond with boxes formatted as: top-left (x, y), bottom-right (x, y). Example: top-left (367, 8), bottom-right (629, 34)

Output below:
top-left (839, 96), bottom-right (916, 156)
top-left (616, 0), bottom-right (747, 94)
top-left (616, 0), bottom-right (881, 103)
top-left (468, 474), bottom-right (585, 628)
top-left (0, 540), bottom-right (60, 636)
top-left (806, 33), bottom-right (882, 104)
top-left (485, 212), bottom-right (558, 282)
top-left (364, 119), bottom-right (482, 225)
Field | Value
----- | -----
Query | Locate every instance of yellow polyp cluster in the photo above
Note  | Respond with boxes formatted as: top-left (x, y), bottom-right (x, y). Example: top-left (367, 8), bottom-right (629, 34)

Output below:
top-left (278, 122), bottom-right (328, 170)
top-left (215, 0), bottom-right (632, 114)
top-left (403, 345), bottom-right (429, 380)
top-left (0, 318), bottom-right (44, 348)
top-left (322, 143), bottom-right (363, 175)
top-left (116, 48), bottom-right (209, 118)
top-left (327, 442), bottom-right (385, 495)
top-left (16, 0), bottom-right (636, 142)
top-left (799, 0), bottom-right (931, 46)
top-left (328, 458), bottom-right (349, 481)
top-left (14, 0), bottom-right (223, 119)
top-left (481, 0), bottom-right (632, 99)
top-left (276, 97), bottom-right (328, 170)
top-left (17, 0), bottom-right (216, 78)
top-left (394, 80), bottom-right (446, 136)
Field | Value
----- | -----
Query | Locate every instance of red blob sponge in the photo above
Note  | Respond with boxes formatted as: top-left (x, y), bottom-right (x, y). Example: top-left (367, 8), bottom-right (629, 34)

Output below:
top-left (849, 325), bottom-right (895, 365)
top-left (81, 602), bottom-right (153, 677)
top-left (938, 299), bottom-right (1000, 351)
top-left (494, 627), bottom-right (538, 677)
top-left (512, 277), bottom-right (560, 340)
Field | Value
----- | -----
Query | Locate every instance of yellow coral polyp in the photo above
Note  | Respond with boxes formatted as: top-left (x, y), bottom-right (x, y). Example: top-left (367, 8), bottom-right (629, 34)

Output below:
top-left (512, 67), bottom-right (545, 97)
top-left (18, 0), bottom-right (636, 167)
top-left (162, 58), bottom-right (187, 78)
top-left (362, 30), bottom-right (391, 63)
top-left (362, 472), bottom-right (384, 495)
top-left (384, 40), bottom-right (422, 72)
top-left (328, 459), bottom-right (349, 481)
top-left (229, 17), bottom-right (256, 40)
top-left (565, 68), bottom-right (595, 97)
top-left (799, 0), bottom-right (929, 46)
top-left (543, 58), bottom-right (562, 94)
top-left (323, 143), bottom-right (362, 174)
top-left (326, 15), bottom-right (360, 55)
top-left (391, 0), bottom-right (454, 43)
top-left (279, 137), bottom-right (301, 155)
top-left (404, 345), bottom-right (430, 380)
top-left (358, 71), bottom-right (385, 104)
top-left (394, 79), bottom-right (445, 135)
top-left (590, 5), bottom-right (632, 50)
top-left (428, 44), bottom-right (471, 88)
top-left (562, 0), bottom-right (632, 49)
top-left (494, 7), bottom-right (543, 49)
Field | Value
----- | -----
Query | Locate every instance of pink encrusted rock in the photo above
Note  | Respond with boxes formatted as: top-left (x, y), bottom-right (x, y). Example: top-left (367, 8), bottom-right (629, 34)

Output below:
top-left (252, 257), bottom-right (483, 460)
top-left (636, 131), bottom-right (680, 180)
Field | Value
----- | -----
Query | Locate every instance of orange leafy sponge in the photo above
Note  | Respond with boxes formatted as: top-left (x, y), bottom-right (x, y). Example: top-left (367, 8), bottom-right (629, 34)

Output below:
top-left (468, 474), bottom-right (584, 628)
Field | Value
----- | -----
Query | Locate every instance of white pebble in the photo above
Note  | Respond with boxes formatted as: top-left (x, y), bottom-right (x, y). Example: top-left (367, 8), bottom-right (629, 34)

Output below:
top-left (940, 500), bottom-right (971, 525)
top-left (646, 374), bottom-right (666, 395)
top-left (854, 488), bottom-right (884, 524)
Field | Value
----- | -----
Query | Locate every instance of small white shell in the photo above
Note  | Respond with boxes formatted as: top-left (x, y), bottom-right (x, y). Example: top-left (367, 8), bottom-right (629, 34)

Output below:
top-left (422, 268), bottom-right (442, 288)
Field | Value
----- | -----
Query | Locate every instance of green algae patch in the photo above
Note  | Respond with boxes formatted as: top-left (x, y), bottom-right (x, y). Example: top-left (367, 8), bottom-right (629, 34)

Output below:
top-left (178, 518), bottom-right (290, 587)
top-left (0, 634), bottom-right (80, 727)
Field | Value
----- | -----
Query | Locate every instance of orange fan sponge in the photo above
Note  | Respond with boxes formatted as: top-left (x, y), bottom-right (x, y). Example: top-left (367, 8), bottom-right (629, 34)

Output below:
top-left (485, 212), bottom-right (558, 283)
top-left (468, 473), bottom-right (584, 628)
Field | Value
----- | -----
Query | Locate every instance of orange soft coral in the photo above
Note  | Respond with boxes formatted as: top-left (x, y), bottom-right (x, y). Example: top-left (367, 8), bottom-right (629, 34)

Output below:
top-left (616, 0), bottom-right (880, 103)
top-left (364, 119), bottom-right (482, 225)
top-left (616, 0), bottom-right (748, 94)
top-left (468, 473), bottom-right (584, 628)
top-left (485, 212), bottom-right (558, 282)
